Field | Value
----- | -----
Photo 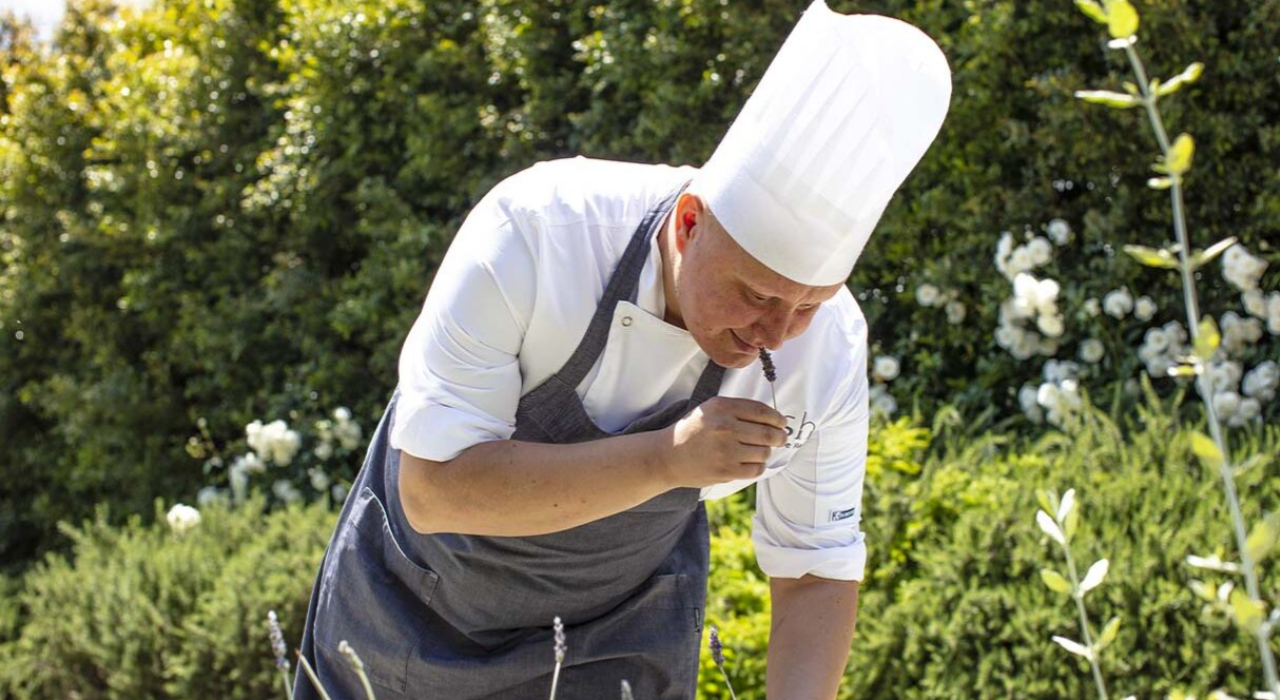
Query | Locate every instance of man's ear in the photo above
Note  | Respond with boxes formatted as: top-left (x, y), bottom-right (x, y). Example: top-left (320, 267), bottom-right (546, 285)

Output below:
top-left (674, 192), bottom-right (705, 253)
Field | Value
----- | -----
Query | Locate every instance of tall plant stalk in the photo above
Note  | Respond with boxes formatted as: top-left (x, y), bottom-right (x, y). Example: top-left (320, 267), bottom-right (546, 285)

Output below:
top-left (1072, 1), bottom-right (1279, 696)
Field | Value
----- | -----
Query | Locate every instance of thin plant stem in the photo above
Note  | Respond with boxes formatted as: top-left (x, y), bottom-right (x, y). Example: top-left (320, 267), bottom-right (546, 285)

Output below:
top-left (717, 666), bottom-right (739, 700)
top-left (279, 668), bottom-right (295, 700)
top-left (549, 663), bottom-right (562, 700)
top-left (1062, 541), bottom-right (1110, 700)
top-left (1120, 42), bottom-right (1280, 699)
top-left (296, 652), bottom-right (335, 700)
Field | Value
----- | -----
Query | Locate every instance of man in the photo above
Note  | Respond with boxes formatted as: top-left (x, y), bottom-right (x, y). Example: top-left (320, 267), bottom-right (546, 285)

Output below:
top-left (295, 2), bottom-right (950, 699)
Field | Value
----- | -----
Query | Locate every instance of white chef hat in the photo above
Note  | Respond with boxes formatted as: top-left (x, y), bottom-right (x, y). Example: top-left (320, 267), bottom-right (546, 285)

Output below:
top-left (690, 0), bottom-right (952, 286)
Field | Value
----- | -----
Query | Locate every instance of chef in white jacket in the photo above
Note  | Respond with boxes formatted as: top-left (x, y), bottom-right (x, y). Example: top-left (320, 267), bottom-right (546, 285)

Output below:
top-left (295, 3), bottom-right (951, 700)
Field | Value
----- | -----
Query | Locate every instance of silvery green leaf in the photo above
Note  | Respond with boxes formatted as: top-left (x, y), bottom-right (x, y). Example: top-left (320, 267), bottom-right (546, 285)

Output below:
top-left (1106, 0), bottom-right (1139, 39)
top-left (1167, 133), bottom-right (1196, 175)
top-left (1123, 244), bottom-right (1180, 269)
top-left (1167, 364), bottom-right (1198, 378)
top-left (1064, 506), bottom-right (1080, 543)
top-left (1229, 588), bottom-right (1265, 634)
top-left (1188, 579), bottom-right (1214, 601)
top-left (1191, 237), bottom-right (1239, 270)
top-left (1076, 89), bottom-right (1140, 109)
top-left (1245, 514), bottom-right (1280, 563)
top-left (1057, 489), bottom-right (1076, 522)
top-left (1074, 0), bottom-right (1109, 24)
top-left (1107, 36), bottom-right (1137, 49)
top-left (1098, 617), bottom-right (1121, 648)
top-left (1037, 510), bottom-right (1066, 546)
top-left (1190, 431), bottom-right (1224, 469)
top-left (1194, 316), bottom-right (1221, 363)
top-left (1036, 489), bottom-right (1058, 517)
top-left (1051, 635), bottom-right (1094, 660)
top-left (1041, 568), bottom-right (1073, 594)
top-left (1080, 559), bottom-right (1110, 595)
top-left (1186, 554), bottom-right (1243, 574)
top-left (1157, 62), bottom-right (1205, 96)
top-left (1148, 176), bottom-right (1174, 190)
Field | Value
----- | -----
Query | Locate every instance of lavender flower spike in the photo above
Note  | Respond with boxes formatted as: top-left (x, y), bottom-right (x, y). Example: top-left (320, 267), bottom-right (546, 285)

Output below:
top-left (758, 349), bottom-right (778, 411)
top-left (268, 610), bottom-right (290, 672)
top-left (549, 616), bottom-right (566, 700)
top-left (708, 625), bottom-right (738, 700)
top-left (338, 641), bottom-right (378, 700)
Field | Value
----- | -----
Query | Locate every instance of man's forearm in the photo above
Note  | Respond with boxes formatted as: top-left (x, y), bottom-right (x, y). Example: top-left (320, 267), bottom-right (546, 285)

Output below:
top-left (767, 575), bottom-right (860, 700)
top-left (398, 432), bottom-right (671, 537)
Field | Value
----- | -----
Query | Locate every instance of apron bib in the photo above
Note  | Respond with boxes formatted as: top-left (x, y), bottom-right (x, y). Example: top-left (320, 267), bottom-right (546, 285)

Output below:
top-left (295, 184), bottom-right (725, 700)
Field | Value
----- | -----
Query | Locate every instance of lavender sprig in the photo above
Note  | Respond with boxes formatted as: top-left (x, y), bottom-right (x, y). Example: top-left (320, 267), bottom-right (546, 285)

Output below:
top-left (338, 640), bottom-right (378, 700)
top-left (296, 652), bottom-right (335, 700)
top-left (758, 348), bottom-right (778, 412)
top-left (549, 616), bottom-right (566, 700)
top-left (267, 611), bottom-right (294, 700)
top-left (708, 625), bottom-right (738, 700)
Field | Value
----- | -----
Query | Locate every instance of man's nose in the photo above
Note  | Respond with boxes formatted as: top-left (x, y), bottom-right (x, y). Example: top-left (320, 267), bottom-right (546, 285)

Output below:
top-left (752, 309), bottom-right (791, 350)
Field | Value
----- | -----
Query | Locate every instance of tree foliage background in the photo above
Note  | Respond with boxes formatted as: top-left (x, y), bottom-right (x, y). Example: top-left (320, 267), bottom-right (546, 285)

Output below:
top-left (0, 0), bottom-right (1277, 673)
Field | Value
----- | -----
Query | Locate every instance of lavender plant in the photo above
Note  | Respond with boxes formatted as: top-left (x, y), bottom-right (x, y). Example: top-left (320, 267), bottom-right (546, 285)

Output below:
top-left (1035, 489), bottom-right (1123, 700)
top-left (337, 641), bottom-right (377, 700)
top-left (267, 610), bottom-right (295, 700)
top-left (1062, 1), bottom-right (1280, 697)
top-left (758, 348), bottom-right (778, 412)
top-left (708, 625), bottom-right (738, 700)
top-left (549, 616), bottom-right (566, 700)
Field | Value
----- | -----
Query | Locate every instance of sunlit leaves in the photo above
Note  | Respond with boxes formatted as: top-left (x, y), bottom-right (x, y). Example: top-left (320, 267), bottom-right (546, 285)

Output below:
top-left (1106, 0), bottom-right (1140, 39)
top-left (1042, 568), bottom-right (1073, 594)
top-left (1038, 510), bottom-right (1066, 545)
top-left (1123, 244), bottom-right (1179, 269)
top-left (1166, 133), bottom-right (1195, 175)
top-left (1079, 559), bottom-right (1110, 596)
top-left (1075, 89), bottom-right (1139, 109)
top-left (1190, 431), bottom-right (1224, 469)
top-left (1193, 316), bottom-right (1221, 363)
top-left (1052, 635), bottom-right (1094, 660)
top-left (1157, 62), bottom-right (1204, 96)
top-left (1074, 0), bottom-right (1108, 24)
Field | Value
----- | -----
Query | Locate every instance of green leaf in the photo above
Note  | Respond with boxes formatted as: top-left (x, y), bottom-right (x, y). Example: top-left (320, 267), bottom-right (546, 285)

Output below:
top-left (1041, 568), bottom-right (1073, 594)
top-left (1147, 177), bottom-right (1173, 190)
top-left (1166, 133), bottom-right (1195, 175)
top-left (1157, 62), bottom-right (1205, 96)
top-left (1097, 617), bottom-right (1121, 648)
top-left (1228, 588), bottom-right (1265, 634)
top-left (1123, 244), bottom-right (1179, 269)
top-left (1190, 431), bottom-right (1224, 469)
top-left (1167, 364), bottom-right (1198, 378)
top-left (1064, 506), bottom-right (1080, 543)
top-left (1190, 236), bottom-right (1238, 270)
top-left (1107, 0), bottom-right (1140, 38)
top-left (1194, 316), bottom-right (1221, 361)
top-left (1036, 489), bottom-right (1058, 517)
top-left (1245, 514), bottom-right (1280, 563)
top-left (1122, 81), bottom-right (1140, 95)
top-left (1075, 89), bottom-right (1140, 109)
top-left (1074, 0), bottom-right (1109, 24)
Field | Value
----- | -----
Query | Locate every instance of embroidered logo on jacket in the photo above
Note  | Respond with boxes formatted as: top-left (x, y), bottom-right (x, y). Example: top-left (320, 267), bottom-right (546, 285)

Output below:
top-left (829, 506), bottom-right (858, 523)
top-left (782, 411), bottom-right (816, 449)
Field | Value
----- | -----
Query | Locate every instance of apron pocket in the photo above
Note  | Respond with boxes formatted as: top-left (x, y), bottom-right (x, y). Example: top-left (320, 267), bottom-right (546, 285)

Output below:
top-left (314, 487), bottom-right (440, 696)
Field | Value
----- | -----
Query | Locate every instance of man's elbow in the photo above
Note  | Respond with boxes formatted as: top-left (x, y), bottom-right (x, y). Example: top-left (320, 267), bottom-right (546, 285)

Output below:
top-left (398, 450), bottom-right (450, 534)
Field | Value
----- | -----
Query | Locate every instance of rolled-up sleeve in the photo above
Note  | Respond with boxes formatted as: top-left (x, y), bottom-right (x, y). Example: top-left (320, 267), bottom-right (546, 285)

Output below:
top-left (752, 319), bottom-right (870, 581)
top-left (391, 202), bottom-right (533, 463)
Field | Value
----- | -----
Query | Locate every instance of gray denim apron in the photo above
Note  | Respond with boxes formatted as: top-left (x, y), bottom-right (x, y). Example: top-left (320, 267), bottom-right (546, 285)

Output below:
top-left (295, 184), bottom-right (725, 700)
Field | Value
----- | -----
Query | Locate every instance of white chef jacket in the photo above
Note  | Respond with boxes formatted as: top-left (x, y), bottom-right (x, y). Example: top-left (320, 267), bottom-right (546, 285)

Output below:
top-left (391, 156), bottom-right (870, 581)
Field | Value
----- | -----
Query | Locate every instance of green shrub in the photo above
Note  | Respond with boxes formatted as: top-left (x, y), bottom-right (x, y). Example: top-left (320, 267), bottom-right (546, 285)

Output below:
top-left (846, 390), bottom-right (1280, 699)
top-left (0, 498), bottom-right (332, 700)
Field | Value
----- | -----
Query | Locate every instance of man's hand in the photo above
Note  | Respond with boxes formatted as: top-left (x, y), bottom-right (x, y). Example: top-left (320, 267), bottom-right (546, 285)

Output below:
top-left (661, 397), bottom-right (788, 488)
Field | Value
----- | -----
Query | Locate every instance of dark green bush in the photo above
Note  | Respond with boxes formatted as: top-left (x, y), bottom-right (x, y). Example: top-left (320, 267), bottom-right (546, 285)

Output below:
top-left (0, 498), bottom-right (332, 700)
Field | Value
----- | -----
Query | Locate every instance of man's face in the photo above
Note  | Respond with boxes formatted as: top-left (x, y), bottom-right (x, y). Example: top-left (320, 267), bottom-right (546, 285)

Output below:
top-left (666, 194), bottom-right (845, 369)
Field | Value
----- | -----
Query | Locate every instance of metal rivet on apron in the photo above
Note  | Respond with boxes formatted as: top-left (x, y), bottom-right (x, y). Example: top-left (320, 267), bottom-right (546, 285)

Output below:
top-left (621, 316), bottom-right (633, 327)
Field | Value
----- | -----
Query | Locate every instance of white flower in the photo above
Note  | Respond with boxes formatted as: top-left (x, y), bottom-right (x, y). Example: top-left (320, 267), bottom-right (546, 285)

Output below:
top-left (1222, 244), bottom-right (1267, 292)
top-left (872, 355), bottom-right (901, 382)
top-left (869, 384), bottom-right (897, 417)
top-left (1037, 312), bottom-right (1065, 338)
top-left (1133, 296), bottom-right (1157, 322)
top-left (1143, 327), bottom-right (1171, 353)
top-left (309, 468), bottom-right (331, 492)
top-left (1238, 397), bottom-right (1261, 422)
top-left (1243, 289), bottom-right (1266, 318)
top-left (231, 452), bottom-right (266, 474)
top-left (1206, 360), bottom-right (1243, 393)
top-left (1079, 339), bottom-right (1105, 364)
top-left (1019, 384), bottom-right (1045, 423)
top-left (1103, 288), bottom-right (1134, 319)
top-left (1010, 247), bottom-right (1034, 276)
top-left (1011, 332), bottom-right (1039, 360)
top-left (995, 232), bottom-right (1015, 280)
top-left (1043, 359), bottom-right (1080, 384)
top-left (313, 441), bottom-right (334, 461)
top-left (1083, 298), bottom-right (1101, 318)
top-left (1027, 237), bottom-right (1053, 266)
top-left (995, 324), bottom-right (1020, 349)
top-left (915, 283), bottom-right (940, 307)
top-left (1242, 361), bottom-right (1278, 401)
top-left (1212, 390), bottom-right (1241, 418)
top-left (229, 462), bottom-right (249, 502)
top-left (272, 479), bottom-right (302, 504)
top-left (196, 486), bottom-right (222, 507)
top-left (945, 300), bottom-right (966, 325)
top-left (1269, 292), bottom-right (1280, 335)
top-left (246, 419), bottom-right (302, 466)
top-left (1221, 312), bottom-right (1263, 355)
top-left (334, 419), bottom-right (363, 451)
top-left (166, 504), bottom-right (201, 533)
top-left (1047, 218), bottom-right (1072, 246)
top-left (333, 406), bottom-right (352, 422)
top-left (331, 482), bottom-right (350, 503)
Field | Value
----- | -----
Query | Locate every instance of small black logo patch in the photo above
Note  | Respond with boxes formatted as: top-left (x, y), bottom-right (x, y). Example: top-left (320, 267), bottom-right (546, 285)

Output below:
top-left (829, 506), bottom-right (858, 523)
